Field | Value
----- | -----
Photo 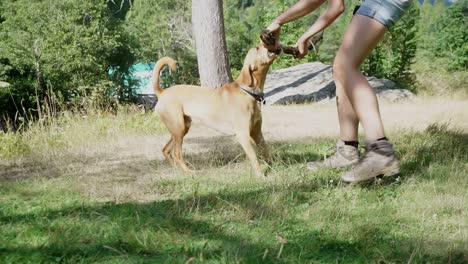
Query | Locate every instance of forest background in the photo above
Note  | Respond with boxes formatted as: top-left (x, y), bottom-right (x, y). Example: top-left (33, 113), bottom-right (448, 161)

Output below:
top-left (0, 0), bottom-right (466, 122)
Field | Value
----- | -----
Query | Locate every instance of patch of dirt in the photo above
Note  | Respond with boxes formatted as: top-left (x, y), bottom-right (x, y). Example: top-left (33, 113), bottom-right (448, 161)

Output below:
top-left (79, 97), bottom-right (468, 175)
top-left (184, 98), bottom-right (468, 142)
top-left (57, 97), bottom-right (468, 170)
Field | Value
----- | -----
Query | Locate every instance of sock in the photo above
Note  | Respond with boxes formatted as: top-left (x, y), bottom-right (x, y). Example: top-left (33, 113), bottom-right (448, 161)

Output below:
top-left (377, 137), bottom-right (388, 141)
top-left (343, 140), bottom-right (359, 148)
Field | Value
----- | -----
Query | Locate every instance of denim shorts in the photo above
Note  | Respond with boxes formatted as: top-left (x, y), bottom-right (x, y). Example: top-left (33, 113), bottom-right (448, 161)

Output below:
top-left (355, 0), bottom-right (412, 29)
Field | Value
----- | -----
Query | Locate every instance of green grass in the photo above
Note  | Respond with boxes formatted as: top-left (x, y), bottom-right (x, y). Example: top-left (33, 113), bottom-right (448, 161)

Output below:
top-left (413, 51), bottom-right (468, 98)
top-left (1, 119), bottom-right (467, 263)
top-left (0, 109), bottom-right (166, 160)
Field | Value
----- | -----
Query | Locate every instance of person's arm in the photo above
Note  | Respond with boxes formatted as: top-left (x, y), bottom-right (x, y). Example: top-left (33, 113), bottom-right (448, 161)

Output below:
top-left (273, 0), bottom-right (327, 26)
top-left (296, 0), bottom-right (344, 58)
top-left (266, 0), bottom-right (345, 57)
top-left (265, 0), bottom-right (327, 50)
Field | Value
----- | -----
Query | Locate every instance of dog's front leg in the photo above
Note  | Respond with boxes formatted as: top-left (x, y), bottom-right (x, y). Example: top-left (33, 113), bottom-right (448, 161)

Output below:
top-left (236, 129), bottom-right (264, 177)
top-left (251, 120), bottom-right (270, 164)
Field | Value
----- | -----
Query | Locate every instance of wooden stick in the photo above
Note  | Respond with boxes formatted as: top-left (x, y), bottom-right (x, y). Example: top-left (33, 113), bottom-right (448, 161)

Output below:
top-left (260, 29), bottom-right (324, 58)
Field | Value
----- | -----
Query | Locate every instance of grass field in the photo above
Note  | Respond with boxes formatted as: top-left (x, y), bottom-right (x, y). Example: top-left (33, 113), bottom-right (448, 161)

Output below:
top-left (1, 102), bottom-right (467, 263)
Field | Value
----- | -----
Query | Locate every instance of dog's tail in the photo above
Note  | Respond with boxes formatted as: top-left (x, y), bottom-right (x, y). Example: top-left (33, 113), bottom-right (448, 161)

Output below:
top-left (152, 57), bottom-right (177, 96)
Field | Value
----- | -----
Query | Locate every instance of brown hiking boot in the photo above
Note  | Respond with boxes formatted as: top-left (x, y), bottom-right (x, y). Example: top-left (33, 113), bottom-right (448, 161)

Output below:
top-left (340, 139), bottom-right (400, 183)
top-left (306, 140), bottom-right (359, 170)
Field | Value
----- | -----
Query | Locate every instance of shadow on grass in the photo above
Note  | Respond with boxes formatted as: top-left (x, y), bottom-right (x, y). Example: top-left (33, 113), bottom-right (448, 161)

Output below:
top-left (0, 153), bottom-right (168, 182)
top-left (2, 184), bottom-right (467, 263)
top-left (183, 135), bottom-right (324, 169)
top-left (172, 123), bottom-right (468, 175)
top-left (0, 135), bottom-right (321, 182)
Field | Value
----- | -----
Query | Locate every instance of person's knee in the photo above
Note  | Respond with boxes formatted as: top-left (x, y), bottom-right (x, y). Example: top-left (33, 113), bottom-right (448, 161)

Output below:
top-left (332, 57), bottom-right (347, 83)
top-left (333, 55), bottom-right (359, 85)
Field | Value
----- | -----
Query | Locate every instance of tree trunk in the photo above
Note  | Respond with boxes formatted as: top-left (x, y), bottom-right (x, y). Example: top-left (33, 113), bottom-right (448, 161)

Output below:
top-left (192, 0), bottom-right (232, 88)
top-left (33, 39), bottom-right (46, 119)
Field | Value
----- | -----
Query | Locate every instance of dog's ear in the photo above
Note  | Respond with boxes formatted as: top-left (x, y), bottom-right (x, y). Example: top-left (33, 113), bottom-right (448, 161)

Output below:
top-left (238, 64), bottom-right (258, 87)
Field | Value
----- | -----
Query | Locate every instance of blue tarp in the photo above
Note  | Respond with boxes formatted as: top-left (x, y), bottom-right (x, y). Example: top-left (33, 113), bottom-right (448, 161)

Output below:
top-left (131, 63), bottom-right (155, 95)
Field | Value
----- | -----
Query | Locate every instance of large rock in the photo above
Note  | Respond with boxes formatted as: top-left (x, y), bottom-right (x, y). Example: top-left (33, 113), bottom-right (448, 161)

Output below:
top-left (264, 62), bottom-right (415, 105)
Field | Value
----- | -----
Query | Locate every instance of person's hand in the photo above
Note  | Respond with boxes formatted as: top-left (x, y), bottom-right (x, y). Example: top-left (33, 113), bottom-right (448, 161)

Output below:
top-left (265, 21), bottom-right (282, 50)
top-left (295, 36), bottom-right (309, 59)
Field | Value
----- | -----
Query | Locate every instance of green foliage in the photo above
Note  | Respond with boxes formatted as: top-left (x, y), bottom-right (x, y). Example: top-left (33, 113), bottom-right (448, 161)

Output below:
top-left (0, 132), bottom-right (31, 159)
top-left (417, 0), bottom-right (445, 50)
top-left (0, 0), bottom-right (466, 120)
top-left (0, 0), bottom-right (137, 118)
top-left (124, 0), bottom-right (198, 85)
top-left (413, 0), bottom-right (467, 96)
top-left (0, 76), bottom-right (37, 119)
top-left (362, 2), bottom-right (420, 89)
top-left (429, 0), bottom-right (468, 70)
top-left (0, 106), bottom-right (166, 159)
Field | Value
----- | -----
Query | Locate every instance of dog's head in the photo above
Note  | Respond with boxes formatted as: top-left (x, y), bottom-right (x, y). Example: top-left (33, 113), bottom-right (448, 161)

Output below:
top-left (236, 43), bottom-right (278, 91)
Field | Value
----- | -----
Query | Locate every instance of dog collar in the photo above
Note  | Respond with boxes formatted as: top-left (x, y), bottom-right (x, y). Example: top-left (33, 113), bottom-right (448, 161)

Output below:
top-left (239, 85), bottom-right (266, 105)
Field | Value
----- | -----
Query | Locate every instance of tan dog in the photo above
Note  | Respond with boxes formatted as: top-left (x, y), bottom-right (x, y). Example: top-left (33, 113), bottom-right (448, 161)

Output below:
top-left (153, 44), bottom-right (278, 177)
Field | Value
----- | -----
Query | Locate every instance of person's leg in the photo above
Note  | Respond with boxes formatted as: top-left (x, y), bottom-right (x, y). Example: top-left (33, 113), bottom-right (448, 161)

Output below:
top-left (335, 84), bottom-right (359, 141)
top-left (307, 15), bottom-right (383, 171)
top-left (306, 81), bottom-right (360, 170)
top-left (333, 14), bottom-right (387, 141)
top-left (333, 14), bottom-right (400, 182)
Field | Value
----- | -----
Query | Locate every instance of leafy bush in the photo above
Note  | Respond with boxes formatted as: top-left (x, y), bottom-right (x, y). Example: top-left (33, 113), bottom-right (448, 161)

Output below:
top-left (0, 0), bottom-right (465, 121)
top-left (0, 132), bottom-right (31, 159)
top-left (429, 0), bottom-right (468, 70)
top-left (0, 0), bottom-right (137, 118)
top-left (124, 0), bottom-right (199, 85)
top-left (362, 2), bottom-right (420, 89)
top-left (413, 0), bottom-right (467, 96)
top-left (0, 105), bottom-right (166, 159)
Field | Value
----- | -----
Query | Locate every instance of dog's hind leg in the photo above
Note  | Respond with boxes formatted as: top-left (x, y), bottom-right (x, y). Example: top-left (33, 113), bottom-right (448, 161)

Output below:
top-left (159, 110), bottom-right (190, 170)
top-left (162, 116), bottom-right (191, 167)
top-left (183, 115), bottom-right (192, 136)
top-left (162, 137), bottom-right (175, 166)
top-left (172, 115), bottom-right (193, 172)
top-left (162, 113), bottom-right (193, 172)
top-left (172, 135), bottom-right (193, 172)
